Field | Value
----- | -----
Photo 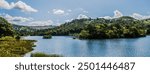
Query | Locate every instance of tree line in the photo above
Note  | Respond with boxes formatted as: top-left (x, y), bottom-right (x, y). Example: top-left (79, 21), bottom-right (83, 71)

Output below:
top-left (3, 16), bottom-right (150, 39)
top-left (79, 16), bottom-right (148, 39)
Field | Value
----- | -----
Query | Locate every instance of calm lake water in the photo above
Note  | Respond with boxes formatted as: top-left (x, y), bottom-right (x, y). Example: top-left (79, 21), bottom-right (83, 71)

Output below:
top-left (24, 36), bottom-right (150, 57)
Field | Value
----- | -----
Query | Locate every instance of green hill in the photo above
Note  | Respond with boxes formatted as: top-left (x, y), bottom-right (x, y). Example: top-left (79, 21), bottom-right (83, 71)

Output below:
top-left (0, 17), bottom-right (14, 37)
top-left (49, 16), bottom-right (150, 39)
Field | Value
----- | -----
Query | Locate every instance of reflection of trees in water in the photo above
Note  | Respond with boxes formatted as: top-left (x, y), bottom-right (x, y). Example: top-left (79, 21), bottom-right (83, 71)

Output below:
top-left (107, 38), bottom-right (139, 57)
top-left (24, 36), bottom-right (150, 57)
top-left (84, 40), bottom-right (108, 57)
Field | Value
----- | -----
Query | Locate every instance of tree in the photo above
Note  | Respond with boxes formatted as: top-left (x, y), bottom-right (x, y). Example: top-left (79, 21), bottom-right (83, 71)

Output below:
top-left (0, 17), bottom-right (14, 37)
top-left (79, 30), bottom-right (90, 39)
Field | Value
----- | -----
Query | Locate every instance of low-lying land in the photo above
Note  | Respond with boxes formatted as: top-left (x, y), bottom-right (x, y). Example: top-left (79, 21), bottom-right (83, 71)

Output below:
top-left (0, 36), bottom-right (36, 57)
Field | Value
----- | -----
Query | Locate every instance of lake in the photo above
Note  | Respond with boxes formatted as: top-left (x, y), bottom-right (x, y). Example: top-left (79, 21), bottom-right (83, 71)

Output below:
top-left (24, 36), bottom-right (150, 57)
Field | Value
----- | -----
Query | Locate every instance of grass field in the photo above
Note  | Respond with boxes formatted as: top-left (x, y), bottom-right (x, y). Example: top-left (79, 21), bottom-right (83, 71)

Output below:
top-left (0, 36), bottom-right (36, 57)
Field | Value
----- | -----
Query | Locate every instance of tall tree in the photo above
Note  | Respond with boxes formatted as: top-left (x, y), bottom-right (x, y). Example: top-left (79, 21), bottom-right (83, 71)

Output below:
top-left (0, 17), bottom-right (14, 37)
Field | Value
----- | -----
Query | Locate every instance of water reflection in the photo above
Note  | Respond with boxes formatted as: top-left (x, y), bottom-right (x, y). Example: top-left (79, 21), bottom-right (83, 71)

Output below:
top-left (24, 36), bottom-right (150, 57)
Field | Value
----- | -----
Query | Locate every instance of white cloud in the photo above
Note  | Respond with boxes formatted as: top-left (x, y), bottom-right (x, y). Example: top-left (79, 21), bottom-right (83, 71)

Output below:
top-left (0, 0), bottom-right (11, 9)
top-left (52, 9), bottom-right (65, 15)
top-left (65, 20), bottom-right (70, 22)
top-left (67, 9), bottom-right (72, 12)
top-left (29, 20), bottom-right (53, 26)
top-left (131, 13), bottom-right (150, 20)
top-left (49, 9), bottom-right (72, 16)
top-left (114, 10), bottom-right (123, 18)
top-left (0, 0), bottom-right (38, 13)
top-left (78, 8), bottom-right (88, 13)
top-left (77, 14), bottom-right (89, 19)
top-left (99, 10), bottom-right (150, 20)
top-left (99, 10), bottom-right (123, 19)
top-left (99, 16), bottom-right (112, 19)
top-left (65, 18), bottom-right (74, 22)
top-left (0, 13), bottom-right (54, 26)
top-left (0, 14), bottom-right (33, 24)
top-left (83, 11), bottom-right (88, 13)
top-left (55, 22), bottom-right (61, 26)
top-left (11, 1), bottom-right (38, 13)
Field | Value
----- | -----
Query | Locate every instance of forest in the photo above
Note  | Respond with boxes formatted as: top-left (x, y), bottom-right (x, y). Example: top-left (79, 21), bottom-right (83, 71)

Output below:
top-left (13, 16), bottom-right (150, 39)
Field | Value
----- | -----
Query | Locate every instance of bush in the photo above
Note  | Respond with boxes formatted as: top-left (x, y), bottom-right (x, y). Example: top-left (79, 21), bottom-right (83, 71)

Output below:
top-left (15, 35), bottom-right (21, 40)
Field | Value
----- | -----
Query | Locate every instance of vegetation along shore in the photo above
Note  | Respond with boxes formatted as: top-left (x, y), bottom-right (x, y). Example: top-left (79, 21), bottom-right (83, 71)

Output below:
top-left (0, 17), bottom-right (36, 57)
top-left (1, 15), bottom-right (150, 57)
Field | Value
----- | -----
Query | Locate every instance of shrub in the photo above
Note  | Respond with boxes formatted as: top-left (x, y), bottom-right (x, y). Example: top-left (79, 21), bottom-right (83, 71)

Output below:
top-left (15, 35), bottom-right (21, 40)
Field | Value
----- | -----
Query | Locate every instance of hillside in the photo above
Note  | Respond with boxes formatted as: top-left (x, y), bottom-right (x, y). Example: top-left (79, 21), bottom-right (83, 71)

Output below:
top-left (12, 24), bottom-right (56, 36)
top-left (0, 17), bottom-right (14, 37)
top-left (49, 16), bottom-right (150, 38)
top-left (11, 16), bottom-right (150, 39)
top-left (28, 25), bottom-right (56, 30)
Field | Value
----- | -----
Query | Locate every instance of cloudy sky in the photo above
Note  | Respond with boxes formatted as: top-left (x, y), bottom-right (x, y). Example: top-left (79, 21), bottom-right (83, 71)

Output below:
top-left (0, 0), bottom-right (150, 26)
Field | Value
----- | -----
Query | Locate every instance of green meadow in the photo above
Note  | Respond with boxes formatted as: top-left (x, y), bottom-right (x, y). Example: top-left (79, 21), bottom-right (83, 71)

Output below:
top-left (0, 36), bottom-right (36, 57)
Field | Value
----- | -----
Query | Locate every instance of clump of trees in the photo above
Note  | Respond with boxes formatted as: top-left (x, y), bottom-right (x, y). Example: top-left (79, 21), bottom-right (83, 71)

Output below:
top-left (79, 23), bottom-right (146, 39)
top-left (50, 19), bottom-right (91, 36)
top-left (79, 16), bottom-right (147, 39)
top-left (43, 31), bottom-right (52, 39)
top-left (0, 17), bottom-right (14, 37)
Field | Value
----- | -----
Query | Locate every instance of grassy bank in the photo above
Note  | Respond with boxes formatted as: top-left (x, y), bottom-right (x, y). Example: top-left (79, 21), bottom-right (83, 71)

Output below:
top-left (0, 36), bottom-right (36, 57)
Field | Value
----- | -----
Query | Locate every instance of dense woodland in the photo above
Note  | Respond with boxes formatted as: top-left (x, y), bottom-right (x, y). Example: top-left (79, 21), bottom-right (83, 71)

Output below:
top-left (11, 16), bottom-right (150, 39)
top-left (0, 17), bottom-right (14, 37)
top-left (78, 17), bottom-right (148, 39)
top-left (1, 16), bottom-right (150, 39)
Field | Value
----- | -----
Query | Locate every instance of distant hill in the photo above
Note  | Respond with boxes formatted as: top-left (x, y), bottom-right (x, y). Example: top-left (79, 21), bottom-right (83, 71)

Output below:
top-left (50, 16), bottom-right (137, 35)
top-left (49, 16), bottom-right (150, 37)
top-left (12, 24), bottom-right (56, 36)
top-left (28, 25), bottom-right (56, 30)
top-left (11, 16), bottom-right (150, 37)
top-left (13, 24), bottom-right (56, 30)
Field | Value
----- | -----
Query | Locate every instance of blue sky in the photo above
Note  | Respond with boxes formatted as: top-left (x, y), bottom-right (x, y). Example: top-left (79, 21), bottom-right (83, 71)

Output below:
top-left (0, 0), bottom-right (150, 26)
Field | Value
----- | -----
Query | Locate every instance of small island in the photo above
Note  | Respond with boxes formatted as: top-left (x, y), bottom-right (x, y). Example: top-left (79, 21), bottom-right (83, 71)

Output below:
top-left (42, 31), bottom-right (52, 39)
top-left (43, 35), bottom-right (52, 39)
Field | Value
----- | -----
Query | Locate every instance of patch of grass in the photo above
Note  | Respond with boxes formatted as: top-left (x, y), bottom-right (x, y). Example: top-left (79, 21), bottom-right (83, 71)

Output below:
top-left (31, 52), bottom-right (63, 57)
top-left (0, 36), bottom-right (16, 41)
top-left (0, 36), bottom-right (36, 57)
